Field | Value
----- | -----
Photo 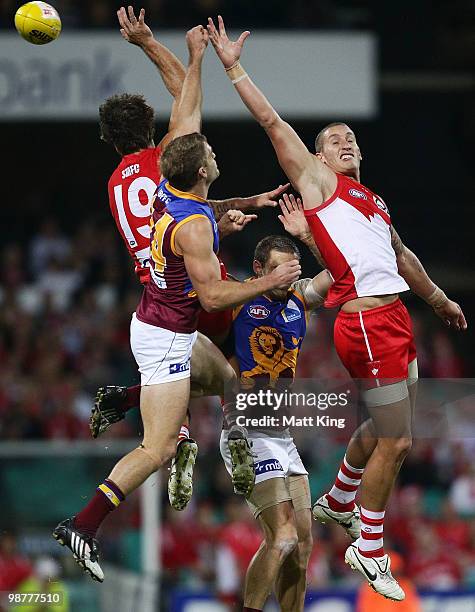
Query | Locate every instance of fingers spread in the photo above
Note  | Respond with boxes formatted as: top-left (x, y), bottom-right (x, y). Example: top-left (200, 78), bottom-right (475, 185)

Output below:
top-left (237, 30), bottom-right (251, 47)
top-left (218, 14), bottom-right (227, 37)
top-left (127, 5), bottom-right (137, 23)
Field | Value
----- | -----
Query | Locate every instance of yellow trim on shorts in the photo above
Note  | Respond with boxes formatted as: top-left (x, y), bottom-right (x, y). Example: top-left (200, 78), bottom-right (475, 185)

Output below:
top-left (170, 214), bottom-right (209, 256)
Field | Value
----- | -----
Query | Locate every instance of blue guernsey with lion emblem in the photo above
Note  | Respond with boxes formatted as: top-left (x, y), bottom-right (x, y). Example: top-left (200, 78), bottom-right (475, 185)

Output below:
top-left (233, 281), bottom-right (310, 388)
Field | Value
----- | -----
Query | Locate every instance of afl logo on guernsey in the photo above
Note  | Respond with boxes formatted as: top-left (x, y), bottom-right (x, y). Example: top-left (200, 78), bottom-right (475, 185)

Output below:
top-left (248, 305), bottom-right (270, 320)
top-left (349, 188), bottom-right (367, 200)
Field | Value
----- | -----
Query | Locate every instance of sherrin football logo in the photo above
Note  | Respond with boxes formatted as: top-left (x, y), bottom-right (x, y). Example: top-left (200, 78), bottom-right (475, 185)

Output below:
top-left (248, 305), bottom-right (270, 319)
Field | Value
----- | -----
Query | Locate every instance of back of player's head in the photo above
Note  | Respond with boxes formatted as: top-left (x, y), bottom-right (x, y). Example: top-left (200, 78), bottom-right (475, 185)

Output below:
top-left (314, 121), bottom-right (347, 152)
top-left (254, 235), bottom-right (301, 266)
top-left (160, 133), bottom-right (208, 191)
top-left (99, 93), bottom-right (155, 155)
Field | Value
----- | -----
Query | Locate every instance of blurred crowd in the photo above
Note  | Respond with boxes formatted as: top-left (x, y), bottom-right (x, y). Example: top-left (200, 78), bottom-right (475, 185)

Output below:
top-left (0, 219), bottom-right (474, 605)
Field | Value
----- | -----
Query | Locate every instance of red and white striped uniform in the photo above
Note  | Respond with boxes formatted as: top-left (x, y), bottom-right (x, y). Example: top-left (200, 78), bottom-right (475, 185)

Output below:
top-left (304, 173), bottom-right (409, 308)
top-left (305, 173), bottom-right (416, 383)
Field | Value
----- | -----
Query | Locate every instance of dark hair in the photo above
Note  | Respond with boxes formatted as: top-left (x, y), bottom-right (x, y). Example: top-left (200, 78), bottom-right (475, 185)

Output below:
top-left (254, 235), bottom-right (301, 266)
top-left (160, 133), bottom-right (208, 191)
top-left (99, 93), bottom-right (155, 155)
top-left (314, 121), bottom-right (347, 153)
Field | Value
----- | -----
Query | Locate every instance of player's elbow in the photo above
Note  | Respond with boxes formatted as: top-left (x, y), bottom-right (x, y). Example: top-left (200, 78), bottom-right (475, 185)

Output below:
top-left (198, 291), bottom-right (221, 313)
top-left (396, 249), bottom-right (410, 273)
top-left (260, 110), bottom-right (279, 131)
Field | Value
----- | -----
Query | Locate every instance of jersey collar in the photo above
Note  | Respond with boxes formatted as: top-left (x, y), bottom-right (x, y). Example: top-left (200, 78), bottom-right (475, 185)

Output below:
top-left (165, 182), bottom-right (207, 203)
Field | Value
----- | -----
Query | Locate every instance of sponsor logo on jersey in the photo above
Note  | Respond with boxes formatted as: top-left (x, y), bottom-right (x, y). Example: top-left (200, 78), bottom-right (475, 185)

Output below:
top-left (157, 186), bottom-right (172, 204)
top-left (254, 459), bottom-right (284, 474)
top-left (349, 188), bottom-right (368, 200)
top-left (121, 164), bottom-right (140, 179)
top-left (282, 299), bottom-right (302, 323)
top-left (169, 360), bottom-right (190, 374)
top-left (248, 305), bottom-right (270, 320)
top-left (373, 195), bottom-right (389, 213)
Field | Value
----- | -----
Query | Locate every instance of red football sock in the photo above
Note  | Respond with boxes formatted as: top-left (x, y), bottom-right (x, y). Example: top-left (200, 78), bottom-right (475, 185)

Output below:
top-left (125, 385), bottom-right (141, 410)
top-left (327, 455), bottom-right (364, 512)
top-left (74, 479), bottom-right (125, 538)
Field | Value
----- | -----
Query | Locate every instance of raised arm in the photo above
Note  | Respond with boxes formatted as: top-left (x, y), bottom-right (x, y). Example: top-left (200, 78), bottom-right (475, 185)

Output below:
top-left (175, 218), bottom-right (301, 312)
top-left (207, 16), bottom-right (330, 202)
top-left (158, 25), bottom-right (208, 151)
top-left (117, 5), bottom-right (187, 141)
top-left (391, 226), bottom-right (467, 330)
top-left (117, 6), bottom-right (186, 99)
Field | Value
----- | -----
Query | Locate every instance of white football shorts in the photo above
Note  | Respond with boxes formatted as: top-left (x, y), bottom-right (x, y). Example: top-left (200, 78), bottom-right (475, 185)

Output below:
top-left (130, 313), bottom-right (197, 385)
top-left (220, 429), bottom-right (308, 485)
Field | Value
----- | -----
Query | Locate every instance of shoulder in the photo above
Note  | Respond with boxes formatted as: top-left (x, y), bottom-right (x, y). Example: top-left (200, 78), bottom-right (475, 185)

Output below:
top-left (290, 278), bottom-right (312, 303)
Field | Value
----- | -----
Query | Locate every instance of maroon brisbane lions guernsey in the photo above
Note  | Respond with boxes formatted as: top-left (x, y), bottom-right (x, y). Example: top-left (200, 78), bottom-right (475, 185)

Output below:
top-left (107, 146), bottom-right (232, 339)
top-left (304, 173), bottom-right (409, 307)
top-left (136, 180), bottom-right (221, 334)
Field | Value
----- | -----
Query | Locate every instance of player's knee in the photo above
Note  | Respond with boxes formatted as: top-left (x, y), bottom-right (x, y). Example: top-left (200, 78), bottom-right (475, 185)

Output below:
top-left (268, 525), bottom-right (299, 558)
top-left (378, 436), bottom-right (412, 462)
top-left (395, 436), bottom-right (412, 458)
top-left (139, 440), bottom-right (176, 471)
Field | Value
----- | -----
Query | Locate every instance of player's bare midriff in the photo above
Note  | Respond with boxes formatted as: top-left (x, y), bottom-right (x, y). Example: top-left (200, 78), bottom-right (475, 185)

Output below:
top-left (341, 294), bottom-right (399, 313)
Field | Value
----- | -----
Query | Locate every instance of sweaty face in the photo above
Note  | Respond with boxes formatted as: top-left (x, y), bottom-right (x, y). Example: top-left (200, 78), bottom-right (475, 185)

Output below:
top-left (317, 124), bottom-right (362, 178)
top-left (254, 249), bottom-right (298, 302)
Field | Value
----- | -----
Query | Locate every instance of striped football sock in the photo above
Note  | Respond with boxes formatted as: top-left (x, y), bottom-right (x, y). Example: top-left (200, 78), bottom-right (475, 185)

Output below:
top-left (357, 507), bottom-right (385, 558)
top-left (327, 455), bottom-right (364, 512)
top-left (74, 479), bottom-right (125, 538)
top-left (177, 425), bottom-right (190, 445)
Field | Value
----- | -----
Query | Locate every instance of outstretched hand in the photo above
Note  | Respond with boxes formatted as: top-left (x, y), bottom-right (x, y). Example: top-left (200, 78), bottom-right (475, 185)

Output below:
top-left (250, 183), bottom-right (290, 210)
top-left (207, 15), bottom-right (250, 68)
top-left (117, 6), bottom-right (153, 47)
top-left (278, 193), bottom-right (311, 239)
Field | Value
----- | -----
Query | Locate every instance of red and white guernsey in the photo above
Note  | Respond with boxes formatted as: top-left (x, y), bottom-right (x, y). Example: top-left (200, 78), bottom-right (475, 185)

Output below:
top-left (108, 146), bottom-right (162, 284)
top-left (304, 173), bottom-right (409, 308)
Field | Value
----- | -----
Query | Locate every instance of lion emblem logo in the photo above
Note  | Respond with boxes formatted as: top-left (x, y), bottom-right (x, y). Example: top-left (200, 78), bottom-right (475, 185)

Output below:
top-left (241, 326), bottom-right (299, 388)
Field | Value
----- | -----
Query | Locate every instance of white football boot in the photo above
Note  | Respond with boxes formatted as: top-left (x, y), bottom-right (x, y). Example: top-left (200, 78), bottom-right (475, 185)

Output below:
top-left (345, 543), bottom-right (405, 601)
top-left (312, 494), bottom-right (361, 540)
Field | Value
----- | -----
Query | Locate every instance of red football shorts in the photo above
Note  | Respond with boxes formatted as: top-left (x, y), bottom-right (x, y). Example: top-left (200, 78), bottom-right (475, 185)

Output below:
top-left (334, 298), bottom-right (416, 385)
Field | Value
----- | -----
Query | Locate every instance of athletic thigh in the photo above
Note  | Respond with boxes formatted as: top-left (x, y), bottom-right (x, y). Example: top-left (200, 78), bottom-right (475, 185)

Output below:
top-left (247, 477), bottom-right (293, 520)
top-left (258, 498), bottom-right (297, 542)
top-left (141, 379), bottom-right (190, 451)
top-left (367, 394), bottom-right (412, 439)
top-left (190, 332), bottom-right (236, 397)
